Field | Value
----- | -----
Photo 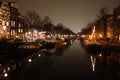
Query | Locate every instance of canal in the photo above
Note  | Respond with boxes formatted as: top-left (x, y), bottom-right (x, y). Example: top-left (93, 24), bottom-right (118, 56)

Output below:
top-left (1, 39), bottom-right (120, 80)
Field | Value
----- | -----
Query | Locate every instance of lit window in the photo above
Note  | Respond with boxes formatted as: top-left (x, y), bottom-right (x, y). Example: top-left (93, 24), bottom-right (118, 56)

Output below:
top-left (18, 29), bottom-right (21, 33)
top-left (13, 30), bottom-right (16, 36)
top-left (3, 25), bottom-right (6, 30)
top-left (21, 29), bottom-right (23, 33)
top-left (6, 22), bottom-right (9, 26)
top-left (2, 21), bottom-right (5, 25)
top-left (18, 23), bottom-right (21, 27)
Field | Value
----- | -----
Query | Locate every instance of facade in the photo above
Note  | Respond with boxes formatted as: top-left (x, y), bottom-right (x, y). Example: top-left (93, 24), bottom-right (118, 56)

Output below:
top-left (9, 2), bottom-right (20, 37)
top-left (95, 15), bottom-right (113, 39)
top-left (106, 15), bottom-right (113, 38)
top-left (0, 0), bottom-right (24, 39)
top-left (18, 14), bottom-right (24, 39)
top-left (113, 5), bottom-right (120, 40)
top-left (0, 0), bottom-right (10, 39)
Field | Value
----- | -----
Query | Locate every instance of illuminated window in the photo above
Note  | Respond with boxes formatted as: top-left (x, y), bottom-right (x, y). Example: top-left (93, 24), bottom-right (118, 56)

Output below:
top-left (21, 29), bottom-right (23, 33)
top-left (2, 21), bottom-right (5, 25)
top-left (18, 23), bottom-right (21, 27)
top-left (0, 12), bottom-right (2, 14)
top-left (11, 30), bottom-right (16, 36)
top-left (6, 22), bottom-right (9, 26)
top-left (18, 29), bottom-right (21, 33)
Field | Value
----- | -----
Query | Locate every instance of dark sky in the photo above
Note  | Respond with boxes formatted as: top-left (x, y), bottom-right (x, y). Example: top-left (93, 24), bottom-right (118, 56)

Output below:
top-left (9, 0), bottom-right (120, 33)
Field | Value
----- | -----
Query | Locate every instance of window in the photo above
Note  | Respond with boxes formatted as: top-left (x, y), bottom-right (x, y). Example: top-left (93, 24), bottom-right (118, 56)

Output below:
top-left (18, 29), bottom-right (21, 33)
top-left (18, 23), bottom-right (21, 27)
top-left (11, 21), bottom-right (15, 27)
top-left (21, 29), bottom-right (23, 33)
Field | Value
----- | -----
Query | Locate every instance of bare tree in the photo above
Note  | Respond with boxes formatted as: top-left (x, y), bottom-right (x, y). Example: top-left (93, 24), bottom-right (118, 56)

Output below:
top-left (97, 6), bottom-right (109, 19)
top-left (24, 10), bottom-right (41, 26)
top-left (24, 10), bottom-right (42, 32)
top-left (42, 16), bottom-right (52, 25)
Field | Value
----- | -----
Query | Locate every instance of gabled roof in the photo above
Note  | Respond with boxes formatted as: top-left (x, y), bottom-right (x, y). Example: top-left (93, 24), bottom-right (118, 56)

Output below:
top-left (8, 2), bottom-right (19, 9)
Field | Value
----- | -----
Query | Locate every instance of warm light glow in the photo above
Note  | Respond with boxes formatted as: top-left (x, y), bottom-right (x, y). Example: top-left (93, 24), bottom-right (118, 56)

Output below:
top-left (26, 33), bottom-right (28, 35)
top-left (81, 35), bottom-right (86, 38)
top-left (7, 67), bottom-right (10, 71)
top-left (38, 54), bottom-right (41, 57)
top-left (63, 42), bottom-right (67, 45)
top-left (99, 34), bottom-right (102, 38)
top-left (2, 21), bottom-right (5, 25)
top-left (3, 25), bottom-right (6, 30)
top-left (119, 35), bottom-right (120, 40)
top-left (34, 30), bottom-right (37, 34)
top-left (18, 29), bottom-right (21, 32)
top-left (4, 73), bottom-right (8, 77)
top-left (6, 22), bottom-right (9, 26)
top-left (91, 26), bottom-right (96, 41)
top-left (3, 69), bottom-right (6, 73)
top-left (28, 58), bottom-right (32, 62)
top-left (89, 35), bottom-right (92, 40)
top-left (28, 32), bottom-right (31, 34)
top-left (16, 36), bottom-right (19, 38)
top-left (21, 29), bottom-right (23, 33)
top-left (18, 23), bottom-right (21, 27)
top-left (107, 32), bottom-right (111, 38)
top-left (99, 53), bottom-right (102, 57)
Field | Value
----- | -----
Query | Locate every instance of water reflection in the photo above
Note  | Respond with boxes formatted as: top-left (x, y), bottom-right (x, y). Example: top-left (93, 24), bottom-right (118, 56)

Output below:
top-left (90, 56), bottom-right (96, 71)
top-left (88, 51), bottom-right (120, 80)
top-left (0, 40), bottom-right (72, 80)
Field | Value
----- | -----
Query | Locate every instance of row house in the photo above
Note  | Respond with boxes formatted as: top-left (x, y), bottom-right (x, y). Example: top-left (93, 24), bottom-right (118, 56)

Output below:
top-left (9, 2), bottom-right (24, 39)
top-left (113, 5), bottom-right (120, 41)
top-left (0, 0), bottom-right (24, 39)
top-left (0, 0), bottom-right (10, 39)
top-left (95, 15), bottom-right (113, 39)
top-left (95, 5), bottom-right (120, 41)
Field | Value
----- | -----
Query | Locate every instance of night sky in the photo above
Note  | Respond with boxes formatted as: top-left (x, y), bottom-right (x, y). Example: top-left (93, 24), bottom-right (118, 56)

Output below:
top-left (9, 0), bottom-right (120, 33)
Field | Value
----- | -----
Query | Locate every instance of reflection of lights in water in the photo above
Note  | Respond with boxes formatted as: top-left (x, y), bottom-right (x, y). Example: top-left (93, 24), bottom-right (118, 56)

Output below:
top-left (7, 67), bottom-right (10, 71)
top-left (3, 69), bottom-right (6, 73)
top-left (28, 59), bottom-right (32, 62)
top-left (4, 73), bottom-right (8, 77)
top-left (0, 64), bottom-right (2, 67)
top-left (99, 53), bottom-right (102, 57)
top-left (38, 54), bottom-right (41, 57)
top-left (90, 56), bottom-right (96, 71)
top-left (63, 42), bottom-right (67, 45)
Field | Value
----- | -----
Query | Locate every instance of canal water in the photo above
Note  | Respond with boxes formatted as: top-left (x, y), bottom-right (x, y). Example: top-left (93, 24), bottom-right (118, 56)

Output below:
top-left (41, 40), bottom-right (96, 80)
top-left (1, 39), bottom-right (120, 80)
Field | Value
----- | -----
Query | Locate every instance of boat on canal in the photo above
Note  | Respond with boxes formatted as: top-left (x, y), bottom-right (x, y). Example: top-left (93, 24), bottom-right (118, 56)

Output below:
top-left (17, 42), bottom-right (41, 54)
top-left (84, 26), bottom-right (102, 53)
